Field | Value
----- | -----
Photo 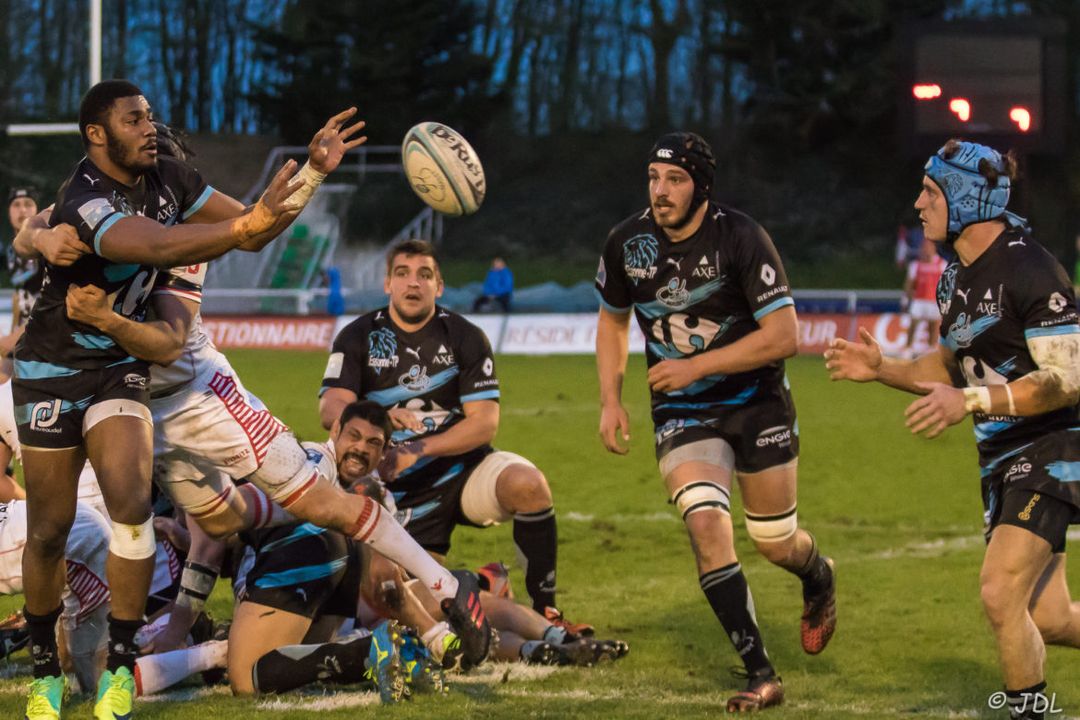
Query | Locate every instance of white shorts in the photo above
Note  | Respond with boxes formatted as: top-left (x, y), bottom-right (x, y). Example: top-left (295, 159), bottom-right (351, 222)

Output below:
top-left (460, 451), bottom-right (536, 527)
top-left (152, 351), bottom-right (287, 515)
top-left (909, 299), bottom-right (940, 321)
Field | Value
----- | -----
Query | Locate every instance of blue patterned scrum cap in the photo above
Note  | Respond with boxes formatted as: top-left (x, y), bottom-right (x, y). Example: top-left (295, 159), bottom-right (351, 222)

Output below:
top-left (924, 141), bottom-right (1011, 237)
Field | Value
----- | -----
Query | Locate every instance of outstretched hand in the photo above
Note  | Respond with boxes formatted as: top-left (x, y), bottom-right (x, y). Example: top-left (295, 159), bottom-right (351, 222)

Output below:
top-left (308, 108), bottom-right (368, 175)
top-left (234, 160), bottom-right (304, 240)
top-left (823, 328), bottom-right (883, 382)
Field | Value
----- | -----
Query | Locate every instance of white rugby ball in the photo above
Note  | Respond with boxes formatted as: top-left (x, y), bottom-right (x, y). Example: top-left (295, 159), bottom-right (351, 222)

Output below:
top-left (401, 122), bottom-right (486, 216)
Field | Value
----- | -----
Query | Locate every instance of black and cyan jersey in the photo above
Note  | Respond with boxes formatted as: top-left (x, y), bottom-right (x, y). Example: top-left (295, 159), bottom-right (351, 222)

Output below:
top-left (16, 156), bottom-right (212, 371)
top-left (321, 306), bottom-right (500, 492)
top-left (596, 202), bottom-right (795, 424)
top-left (6, 245), bottom-right (42, 328)
top-left (937, 227), bottom-right (1080, 468)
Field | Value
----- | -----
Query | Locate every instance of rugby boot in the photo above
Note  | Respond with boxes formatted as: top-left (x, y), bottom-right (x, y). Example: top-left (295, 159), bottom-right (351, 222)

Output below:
top-left (364, 620), bottom-right (408, 703)
top-left (476, 561), bottom-right (514, 599)
top-left (726, 668), bottom-right (784, 713)
top-left (93, 666), bottom-right (135, 720)
top-left (399, 632), bottom-right (446, 694)
top-left (801, 556), bottom-right (836, 655)
top-left (543, 606), bottom-right (595, 638)
top-left (24, 674), bottom-right (66, 720)
top-left (0, 611), bottom-right (30, 660)
top-left (440, 570), bottom-right (491, 669)
top-left (521, 641), bottom-right (560, 665)
top-left (553, 637), bottom-right (630, 666)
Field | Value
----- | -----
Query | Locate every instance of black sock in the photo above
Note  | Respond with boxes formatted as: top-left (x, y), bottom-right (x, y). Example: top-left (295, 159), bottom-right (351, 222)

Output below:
top-left (24, 605), bottom-right (62, 679)
top-left (699, 562), bottom-right (773, 677)
top-left (253, 636), bottom-right (372, 693)
top-left (1006, 681), bottom-right (1048, 720)
top-left (106, 615), bottom-right (144, 673)
top-left (794, 534), bottom-right (830, 596)
top-left (513, 507), bottom-right (557, 612)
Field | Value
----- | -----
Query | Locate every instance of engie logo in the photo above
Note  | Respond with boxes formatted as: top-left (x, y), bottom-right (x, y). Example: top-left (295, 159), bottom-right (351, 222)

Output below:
top-left (755, 425), bottom-right (792, 448)
top-left (30, 400), bottom-right (62, 432)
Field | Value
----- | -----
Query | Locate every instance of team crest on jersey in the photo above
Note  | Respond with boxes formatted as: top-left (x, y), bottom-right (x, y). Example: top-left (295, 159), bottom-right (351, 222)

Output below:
top-left (656, 277), bottom-right (691, 309)
top-left (937, 263), bottom-right (958, 315)
top-left (945, 311), bottom-right (1001, 351)
top-left (368, 328), bottom-right (400, 374)
top-left (399, 364), bottom-right (431, 392)
top-left (623, 234), bottom-right (659, 283)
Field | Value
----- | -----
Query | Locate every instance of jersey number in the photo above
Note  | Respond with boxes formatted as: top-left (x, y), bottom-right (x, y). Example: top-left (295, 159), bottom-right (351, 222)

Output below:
top-left (650, 313), bottom-right (725, 355)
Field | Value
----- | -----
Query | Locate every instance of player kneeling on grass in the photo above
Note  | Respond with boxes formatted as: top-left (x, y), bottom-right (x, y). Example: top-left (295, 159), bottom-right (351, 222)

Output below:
top-left (825, 139), bottom-right (1080, 720)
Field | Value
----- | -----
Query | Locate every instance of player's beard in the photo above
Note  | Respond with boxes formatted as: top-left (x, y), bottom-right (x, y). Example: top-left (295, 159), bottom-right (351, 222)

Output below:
top-left (392, 298), bottom-right (436, 325)
top-left (105, 126), bottom-right (156, 176)
top-left (652, 198), bottom-right (695, 231)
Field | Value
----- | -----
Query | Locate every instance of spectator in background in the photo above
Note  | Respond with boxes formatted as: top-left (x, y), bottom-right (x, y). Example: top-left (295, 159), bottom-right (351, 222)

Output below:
top-left (473, 256), bottom-right (513, 313)
top-left (900, 235), bottom-right (948, 359)
top-left (895, 219), bottom-right (924, 270)
top-left (0, 188), bottom-right (41, 361)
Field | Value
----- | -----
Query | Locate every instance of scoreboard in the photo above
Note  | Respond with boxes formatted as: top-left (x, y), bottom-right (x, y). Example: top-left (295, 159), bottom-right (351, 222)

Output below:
top-left (900, 18), bottom-right (1067, 154)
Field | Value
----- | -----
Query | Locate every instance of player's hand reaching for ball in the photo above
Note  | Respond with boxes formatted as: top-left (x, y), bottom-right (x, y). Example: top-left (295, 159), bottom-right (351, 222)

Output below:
top-left (308, 108), bottom-right (368, 175)
top-left (232, 160), bottom-right (304, 241)
top-left (599, 403), bottom-right (631, 455)
top-left (65, 284), bottom-right (112, 328)
top-left (824, 328), bottom-right (883, 382)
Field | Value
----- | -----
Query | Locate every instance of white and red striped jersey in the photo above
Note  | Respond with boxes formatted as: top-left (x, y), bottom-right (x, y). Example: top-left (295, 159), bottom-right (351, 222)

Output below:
top-left (149, 262), bottom-right (217, 396)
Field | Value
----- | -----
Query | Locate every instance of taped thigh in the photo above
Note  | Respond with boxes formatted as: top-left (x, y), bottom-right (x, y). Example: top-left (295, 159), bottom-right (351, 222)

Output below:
top-left (461, 451), bottom-right (535, 526)
top-left (671, 480), bottom-right (731, 520)
top-left (744, 503), bottom-right (798, 543)
top-left (83, 398), bottom-right (152, 434)
top-left (659, 437), bottom-right (735, 479)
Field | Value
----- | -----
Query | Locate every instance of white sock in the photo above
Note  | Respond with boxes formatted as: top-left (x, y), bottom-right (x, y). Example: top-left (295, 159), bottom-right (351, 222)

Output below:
top-left (134, 640), bottom-right (228, 696)
top-left (420, 621), bottom-right (453, 663)
top-left (350, 498), bottom-right (458, 602)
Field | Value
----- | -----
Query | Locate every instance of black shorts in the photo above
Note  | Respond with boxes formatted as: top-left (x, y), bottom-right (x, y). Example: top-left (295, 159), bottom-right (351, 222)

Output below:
top-left (12, 357), bottom-right (150, 449)
top-left (243, 523), bottom-right (361, 620)
top-left (391, 447), bottom-right (492, 556)
top-left (653, 381), bottom-right (799, 474)
top-left (982, 432), bottom-right (1080, 553)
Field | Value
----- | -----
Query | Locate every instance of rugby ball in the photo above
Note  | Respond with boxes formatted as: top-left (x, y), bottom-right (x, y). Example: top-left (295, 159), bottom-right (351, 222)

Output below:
top-left (401, 122), bottom-right (486, 216)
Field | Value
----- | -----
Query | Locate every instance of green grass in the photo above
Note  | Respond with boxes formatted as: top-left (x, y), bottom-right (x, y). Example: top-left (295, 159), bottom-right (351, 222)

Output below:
top-left (0, 354), bottom-right (1077, 718)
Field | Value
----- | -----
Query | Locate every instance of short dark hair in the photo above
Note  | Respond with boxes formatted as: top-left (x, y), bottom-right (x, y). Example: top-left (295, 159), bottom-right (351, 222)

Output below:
top-left (385, 238), bottom-right (440, 276)
top-left (78, 79), bottom-right (145, 148)
top-left (337, 400), bottom-right (392, 441)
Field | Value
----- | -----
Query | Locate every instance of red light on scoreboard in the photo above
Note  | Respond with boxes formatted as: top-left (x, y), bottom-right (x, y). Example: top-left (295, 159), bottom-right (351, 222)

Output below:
top-left (1009, 106), bottom-right (1032, 131)
top-left (948, 98), bottom-right (971, 122)
top-left (913, 84), bottom-right (942, 100)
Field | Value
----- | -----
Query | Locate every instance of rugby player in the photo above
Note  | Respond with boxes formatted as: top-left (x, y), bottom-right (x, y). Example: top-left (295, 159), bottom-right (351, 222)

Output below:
top-left (825, 139), bottom-right (1080, 720)
top-left (1, 187), bottom-right (42, 356)
top-left (594, 132), bottom-right (837, 712)
top-left (11, 78), bottom-right (312, 720)
top-left (318, 239), bottom-right (584, 632)
top-left (29, 116), bottom-right (493, 680)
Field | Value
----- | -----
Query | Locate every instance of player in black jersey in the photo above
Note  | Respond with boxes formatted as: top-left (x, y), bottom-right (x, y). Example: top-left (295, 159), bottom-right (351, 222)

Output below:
top-left (13, 79), bottom-right (306, 720)
top-left (319, 239), bottom-right (588, 631)
top-left (596, 133), bottom-right (837, 712)
top-left (826, 139), bottom-right (1080, 720)
top-left (3, 187), bottom-right (42, 346)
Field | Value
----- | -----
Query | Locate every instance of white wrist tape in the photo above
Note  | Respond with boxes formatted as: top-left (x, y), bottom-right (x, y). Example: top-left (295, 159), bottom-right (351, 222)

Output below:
top-left (962, 386), bottom-right (992, 414)
top-left (283, 161), bottom-right (327, 211)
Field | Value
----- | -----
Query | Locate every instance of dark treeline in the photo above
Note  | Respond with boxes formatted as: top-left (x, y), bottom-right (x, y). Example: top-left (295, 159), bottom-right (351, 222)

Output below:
top-left (2, 0), bottom-right (1079, 278)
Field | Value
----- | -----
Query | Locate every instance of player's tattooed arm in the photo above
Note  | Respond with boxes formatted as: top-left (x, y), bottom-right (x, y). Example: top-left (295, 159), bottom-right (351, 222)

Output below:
top-left (65, 286), bottom-right (195, 366)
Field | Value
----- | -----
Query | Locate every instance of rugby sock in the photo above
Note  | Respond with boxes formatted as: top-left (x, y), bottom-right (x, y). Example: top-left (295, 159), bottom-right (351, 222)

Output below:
top-left (133, 640), bottom-right (227, 696)
top-left (238, 483), bottom-right (293, 529)
top-left (699, 563), bottom-right (773, 677)
top-left (420, 621), bottom-right (453, 664)
top-left (348, 497), bottom-right (459, 602)
top-left (1006, 681), bottom-right (1048, 720)
top-left (106, 615), bottom-right (145, 672)
top-left (513, 507), bottom-right (557, 612)
top-left (24, 605), bottom-right (62, 678)
top-left (252, 636), bottom-right (372, 693)
top-left (542, 624), bottom-right (569, 645)
top-left (794, 533), bottom-right (832, 597)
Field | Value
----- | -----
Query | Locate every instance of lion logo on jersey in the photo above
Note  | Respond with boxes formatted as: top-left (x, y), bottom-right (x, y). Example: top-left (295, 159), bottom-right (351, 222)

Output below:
top-left (937, 263), bottom-right (958, 315)
top-left (368, 328), bottom-right (399, 374)
top-left (623, 234), bottom-right (659, 283)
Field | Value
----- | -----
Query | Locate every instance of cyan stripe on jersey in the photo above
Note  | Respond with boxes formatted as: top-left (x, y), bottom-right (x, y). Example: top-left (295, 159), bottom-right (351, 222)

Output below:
top-left (106, 356), bottom-right (138, 367)
top-left (664, 373), bottom-right (727, 397)
top-left (432, 463), bottom-right (465, 488)
top-left (753, 296), bottom-right (795, 321)
top-left (252, 556), bottom-right (348, 589)
top-left (395, 454), bottom-right (438, 479)
top-left (14, 359), bottom-right (81, 380)
top-left (1046, 460), bottom-right (1080, 483)
top-left (980, 443), bottom-right (1033, 478)
top-left (656, 383), bottom-right (759, 411)
top-left (260, 523), bottom-right (326, 554)
top-left (461, 390), bottom-right (500, 403)
top-left (1024, 324), bottom-right (1080, 340)
top-left (182, 185), bottom-right (215, 220)
top-left (103, 263), bottom-right (140, 282)
top-left (407, 500), bottom-right (441, 521)
top-left (594, 288), bottom-right (631, 314)
top-left (366, 366), bottom-right (460, 407)
top-left (92, 213), bottom-right (124, 255)
top-left (974, 419), bottom-right (1018, 443)
top-left (72, 332), bottom-right (115, 350)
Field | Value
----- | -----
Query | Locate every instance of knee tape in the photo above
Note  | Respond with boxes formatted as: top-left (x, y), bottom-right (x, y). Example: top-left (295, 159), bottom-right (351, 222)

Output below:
top-left (745, 506), bottom-right (798, 543)
top-left (250, 434), bottom-right (326, 507)
top-left (671, 481), bottom-right (731, 519)
top-left (109, 517), bottom-right (157, 560)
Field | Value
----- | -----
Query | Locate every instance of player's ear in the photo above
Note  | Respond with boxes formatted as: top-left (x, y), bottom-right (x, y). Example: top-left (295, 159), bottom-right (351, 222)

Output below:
top-left (84, 123), bottom-right (107, 148)
top-left (330, 418), bottom-right (341, 438)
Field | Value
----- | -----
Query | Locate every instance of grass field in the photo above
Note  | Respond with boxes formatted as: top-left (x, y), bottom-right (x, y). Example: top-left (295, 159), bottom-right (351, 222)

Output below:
top-left (0, 353), bottom-right (1077, 718)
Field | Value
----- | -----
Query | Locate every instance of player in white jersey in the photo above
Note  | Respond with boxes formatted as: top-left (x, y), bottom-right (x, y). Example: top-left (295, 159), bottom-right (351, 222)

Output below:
top-left (27, 117), bottom-right (493, 669)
